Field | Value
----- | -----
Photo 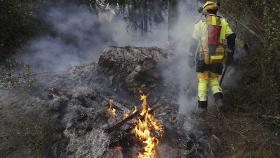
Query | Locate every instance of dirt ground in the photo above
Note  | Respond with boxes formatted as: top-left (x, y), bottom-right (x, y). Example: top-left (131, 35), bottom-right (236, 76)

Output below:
top-left (197, 109), bottom-right (280, 158)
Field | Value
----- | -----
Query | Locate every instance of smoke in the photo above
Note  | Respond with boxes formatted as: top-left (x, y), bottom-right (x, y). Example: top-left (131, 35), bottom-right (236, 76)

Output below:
top-left (7, 0), bottom-right (206, 116)
top-left (19, 4), bottom-right (170, 73)
top-left (16, 0), bottom-right (202, 121)
top-left (20, 6), bottom-right (112, 72)
top-left (16, 0), bottom-right (201, 115)
top-left (162, 0), bottom-right (201, 115)
top-left (17, 0), bottom-right (200, 113)
top-left (1, 1), bottom-right (242, 157)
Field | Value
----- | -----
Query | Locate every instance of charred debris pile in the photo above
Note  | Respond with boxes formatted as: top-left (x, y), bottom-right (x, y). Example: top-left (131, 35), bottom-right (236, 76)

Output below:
top-left (1, 47), bottom-right (211, 158)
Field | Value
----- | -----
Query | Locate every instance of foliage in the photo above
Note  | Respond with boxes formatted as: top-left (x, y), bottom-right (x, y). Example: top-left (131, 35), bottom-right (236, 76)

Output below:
top-left (91, 0), bottom-right (169, 34)
top-left (221, 0), bottom-right (280, 115)
top-left (0, 115), bottom-right (57, 158)
top-left (0, 60), bottom-right (37, 90)
top-left (0, 91), bottom-right (58, 158)
top-left (0, 0), bottom-right (43, 59)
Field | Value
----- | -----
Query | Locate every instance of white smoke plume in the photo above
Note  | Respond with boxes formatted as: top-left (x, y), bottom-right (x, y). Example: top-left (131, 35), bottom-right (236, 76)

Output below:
top-left (12, 0), bottom-right (205, 116)
top-left (15, 0), bottom-right (202, 116)
top-left (163, 0), bottom-right (202, 115)
top-left (17, 0), bottom-right (204, 114)
top-left (19, 4), bottom-right (170, 73)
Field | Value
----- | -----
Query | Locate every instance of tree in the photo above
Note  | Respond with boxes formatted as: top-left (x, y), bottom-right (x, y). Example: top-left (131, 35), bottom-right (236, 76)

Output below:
top-left (168, 0), bottom-right (178, 43)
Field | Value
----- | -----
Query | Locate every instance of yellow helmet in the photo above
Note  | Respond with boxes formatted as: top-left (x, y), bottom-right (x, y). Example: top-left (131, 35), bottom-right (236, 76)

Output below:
top-left (202, 1), bottom-right (219, 14)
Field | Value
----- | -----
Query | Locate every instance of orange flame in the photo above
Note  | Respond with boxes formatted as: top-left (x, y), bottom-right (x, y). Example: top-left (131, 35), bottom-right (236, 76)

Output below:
top-left (133, 106), bottom-right (138, 113)
top-left (123, 110), bottom-right (130, 119)
top-left (108, 98), bottom-right (116, 117)
top-left (123, 106), bottom-right (138, 119)
top-left (132, 95), bottom-right (163, 158)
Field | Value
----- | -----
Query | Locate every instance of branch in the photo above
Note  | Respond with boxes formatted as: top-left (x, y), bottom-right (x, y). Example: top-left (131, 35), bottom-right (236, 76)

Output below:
top-left (260, 115), bottom-right (280, 120)
top-left (99, 94), bottom-right (129, 111)
top-left (104, 104), bottom-right (162, 133)
top-left (220, 9), bottom-right (265, 44)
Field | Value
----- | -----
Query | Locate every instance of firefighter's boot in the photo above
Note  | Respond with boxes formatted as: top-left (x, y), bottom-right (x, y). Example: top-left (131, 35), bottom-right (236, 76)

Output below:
top-left (198, 101), bottom-right (208, 111)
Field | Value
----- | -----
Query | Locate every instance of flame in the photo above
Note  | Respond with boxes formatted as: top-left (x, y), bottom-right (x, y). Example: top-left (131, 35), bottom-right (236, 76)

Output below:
top-left (108, 98), bottom-right (116, 117)
top-left (107, 95), bottom-right (163, 158)
top-left (123, 106), bottom-right (138, 119)
top-left (132, 95), bottom-right (163, 158)
top-left (123, 110), bottom-right (130, 119)
top-left (133, 106), bottom-right (138, 113)
top-left (140, 95), bottom-right (148, 116)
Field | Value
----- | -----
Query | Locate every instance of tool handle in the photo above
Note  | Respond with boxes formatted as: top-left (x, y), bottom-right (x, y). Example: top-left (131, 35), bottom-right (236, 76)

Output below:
top-left (219, 65), bottom-right (228, 86)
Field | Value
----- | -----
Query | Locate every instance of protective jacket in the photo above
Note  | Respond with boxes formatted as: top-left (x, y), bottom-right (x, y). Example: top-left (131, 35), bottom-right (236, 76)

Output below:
top-left (193, 14), bottom-right (233, 65)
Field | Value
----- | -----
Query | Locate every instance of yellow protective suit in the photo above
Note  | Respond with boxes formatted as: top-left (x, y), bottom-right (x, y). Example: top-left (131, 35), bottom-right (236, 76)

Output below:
top-left (192, 14), bottom-right (233, 102)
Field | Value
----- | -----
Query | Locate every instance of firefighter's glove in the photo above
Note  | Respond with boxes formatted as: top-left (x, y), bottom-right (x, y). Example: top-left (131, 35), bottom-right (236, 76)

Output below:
top-left (225, 48), bottom-right (234, 65)
top-left (196, 60), bottom-right (206, 72)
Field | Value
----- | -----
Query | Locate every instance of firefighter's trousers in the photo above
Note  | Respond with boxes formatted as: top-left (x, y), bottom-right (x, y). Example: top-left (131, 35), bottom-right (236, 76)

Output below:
top-left (197, 71), bottom-right (222, 101)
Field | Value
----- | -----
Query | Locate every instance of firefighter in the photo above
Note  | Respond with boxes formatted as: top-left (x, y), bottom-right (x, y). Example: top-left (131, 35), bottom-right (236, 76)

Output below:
top-left (190, 1), bottom-right (236, 111)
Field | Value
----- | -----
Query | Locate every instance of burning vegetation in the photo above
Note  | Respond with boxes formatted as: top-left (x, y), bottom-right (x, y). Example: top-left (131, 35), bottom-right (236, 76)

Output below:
top-left (2, 46), bottom-right (252, 158)
top-left (107, 95), bottom-right (164, 158)
top-left (1, 0), bottom-right (280, 157)
top-left (132, 95), bottom-right (163, 158)
top-left (108, 97), bottom-right (117, 117)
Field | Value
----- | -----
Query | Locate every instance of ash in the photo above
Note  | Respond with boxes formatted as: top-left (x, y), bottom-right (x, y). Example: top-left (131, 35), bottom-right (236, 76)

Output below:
top-left (0, 47), bottom-right (212, 158)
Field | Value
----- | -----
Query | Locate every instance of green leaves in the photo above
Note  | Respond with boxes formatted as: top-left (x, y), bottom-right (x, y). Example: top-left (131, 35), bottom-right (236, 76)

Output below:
top-left (222, 0), bottom-right (280, 115)
top-left (0, 0), bottom-right (42, 57)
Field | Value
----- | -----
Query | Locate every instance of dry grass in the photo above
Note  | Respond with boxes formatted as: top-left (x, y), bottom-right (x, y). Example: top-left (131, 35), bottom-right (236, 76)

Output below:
top-left (197, 110), bottom-right (280, 158)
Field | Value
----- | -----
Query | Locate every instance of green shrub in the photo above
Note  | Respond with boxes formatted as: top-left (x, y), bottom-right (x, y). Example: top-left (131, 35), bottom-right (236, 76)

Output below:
top-left (222, 0), bottom-right (280, 115)
top-left (0, 0), bottom-right (42, 58)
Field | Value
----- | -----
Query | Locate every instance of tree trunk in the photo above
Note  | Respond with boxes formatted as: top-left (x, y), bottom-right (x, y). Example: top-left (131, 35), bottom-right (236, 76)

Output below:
top-left (168, 0), bottom-right (178, 44)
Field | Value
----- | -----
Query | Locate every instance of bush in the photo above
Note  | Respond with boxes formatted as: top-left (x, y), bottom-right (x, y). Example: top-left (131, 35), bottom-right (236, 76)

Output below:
top-left (0, 93), bottom-right (58, 158)
top-left (0, 0), bottom-right (42, 59)
top-left (222, 0), bottom-right (280, 115)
